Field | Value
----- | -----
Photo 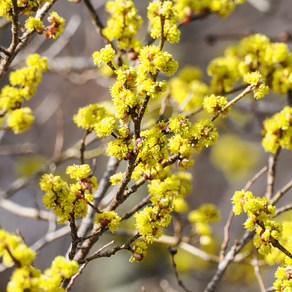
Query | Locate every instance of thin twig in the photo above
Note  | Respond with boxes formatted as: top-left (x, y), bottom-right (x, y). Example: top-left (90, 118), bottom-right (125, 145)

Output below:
top-left (76, 156), bottom-right (119, 240)
top-left (252, 250), bottom-right (266, 292)
top-left (275, 204), bottom-right (292, 217)
top-left (121, 195), bottom-right (150, 220)
top-left (30, 225), bottom-right (70, 251)
top-left (211, 85), bottom-right (255, 122)
top-left (65, 240), bottom-right (114, 291)
top-left (155, 235), bottom-right (219, 263)
top-left (219, 211), bottom-right (234, 261)
top-left (79, 233), bottom-right (140, 264)
top-left (168, 247), bottom-right (191, 292)
top-left (204, 230), bottom-right (255, 292)
top-left (243, 166), bottom-right (268, 191)
top-left (271, 179), bottom-right (292, 205)
top-left (82, 0), bottom-right (113, 46)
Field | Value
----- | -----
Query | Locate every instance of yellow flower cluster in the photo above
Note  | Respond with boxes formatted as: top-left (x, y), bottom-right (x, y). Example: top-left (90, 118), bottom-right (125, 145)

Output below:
top-left (95, 211), bottom-right (121, 233)
top-left (25, 12), bottom-right (65, 39)
top-left (274, 261), bottom-right (292, 291)
top-left (209, 34), bottom-right (292, 94)
top-left (73, 103), bottom-right (116, 137)
top-left (0, 228), bottom-right (36, 267)
top-left (173, 0), bottom-right (245, 20)
top-left (169, 66), bottom-right (210, 112)
top-left (0, 229), bottom-right (78, 292)
top-left (92, 45), bottom-right (116, 68)
top-left (148, 1), bottom-right (180, 43)
top-left (203, 94), bottom-right (228, 116)
top-left (262, 106), bottom-right (292, 154)
top-left (7, 256), bottom-right (78, 292)
top-left (232, 191), bottom-right (282, 255)
top-left (168, 115), bottom-right (218, 169)
top-left (135, 172), bottom-right (191, 245)
top-left (0, 0), bottom-right (48, 20)
top-left (102, 0), bottom-right (142, 51)
top-left (134, 123), bottom-right (168, 175)
top-left (40, 164), bottom-right (97, 223)
top-left (0, 54), bottom-right (48, 134)
top-left (188, 204), bottom-right (220, 246)
top-left (129, 240), bottom-right (148, 263)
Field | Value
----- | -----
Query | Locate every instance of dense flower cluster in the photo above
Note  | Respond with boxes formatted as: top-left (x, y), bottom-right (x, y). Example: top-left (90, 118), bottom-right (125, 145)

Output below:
top-left (102, 0), bottom-right (142, 51)
top-left (173, 0), bottom-right (245, 20)
top-left (148, 1), bottom-right (180, 43)
top-left (0, 54), bottom-right (48, 133)
top-left (262, 106), bottom-right (292, 154)
top-left (73, 103), bottom-right (116, 137)
top-left (232, 191), bottom-right (282, 255)
top-left (169, 66), bottom-right (210, 112)
top-left (208, 34), bottom-right (292, 95)
top-left (0, 0), bottom-right (49, 19)
top-left (168, 115), bottom-right (218, 169)
top-left (25, 12), bottom-right (65, 39)
top-left (134, 172), bottom-right (192, 252)
top-left (274, 261), bottom-right (292, 291)
top-left (188, 204), bottom-right (220, 246)
top-left (92, 45), bottom-right (116, 68)
top-left (95, 211), bottom-right (121, 233)
top-left (0, 229), bottom-right (78, 291)
top-left (0, 228), bottom-right (36, 267)
top-left (203, 94), bottom-right (228, 116)
top-left (40, 164), bottom-right (97, 223)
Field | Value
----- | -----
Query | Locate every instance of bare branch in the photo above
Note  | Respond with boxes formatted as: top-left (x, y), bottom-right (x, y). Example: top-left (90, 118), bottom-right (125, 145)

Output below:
top-left (65, 240), bottom-right (114, 291)
top-left (219, 211), bottom-right (234, 261)
top-left (0, 198), bottom-right (52, 220)
top-left (252, 250), bottom-right (266, 292)
top-left (204, 230), bottom-right (254, 292)
top-left (271, 179), bottom-right (292, 205)
top-left (243, 166), bottom-right (268, 191)
top-left (168, 247), bottom-right (191, 292)
top-left (266, 150), bottom-right (280, 200)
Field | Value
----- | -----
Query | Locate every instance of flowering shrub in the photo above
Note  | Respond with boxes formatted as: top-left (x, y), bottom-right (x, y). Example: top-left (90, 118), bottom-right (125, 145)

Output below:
top-left (0, 0), bottom-right (292, 291)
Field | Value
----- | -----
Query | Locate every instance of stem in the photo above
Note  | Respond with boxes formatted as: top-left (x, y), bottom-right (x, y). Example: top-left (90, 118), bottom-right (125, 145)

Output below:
top-left (211, 85), bottom-right (255, 122)
top-left (266, 150), bottom-right (280, 200)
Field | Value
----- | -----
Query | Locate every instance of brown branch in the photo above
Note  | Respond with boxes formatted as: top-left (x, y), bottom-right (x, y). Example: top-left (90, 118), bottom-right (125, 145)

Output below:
top-left (121, 195), bottom-right (150, 221)
top-left (9, 0), bottom-right (20, 52)
top-left (79, 233), bottom-right (140, 264)
top-left (219, 211), bottom-right (234, 261)
top-left (243, 166), bottom-right (268, 191)
top-left (275, 204), bottom-right (292, 217)
top-left (266, 150), bottom-right (280, 200)
top-left (271, 179), bottom-right (292, 205)
top-left (168, 247), bottom-right (191, 292)
top-left (204, 230), bottom-right (255, 292)
top-left (80, 130), bottom-right (91, 164)
top-left (65, 240), bottom-right (114, 291)
top-left (82, 0), bottom-right (114, 47)
top-left (68, 213), bottom-right (81, 260)
top-left (271, 239), bottom-right (292, 260)
top-left (252, 250), bottom-right (266, 292)
top-left (0, 47), bottom-right (10, 57)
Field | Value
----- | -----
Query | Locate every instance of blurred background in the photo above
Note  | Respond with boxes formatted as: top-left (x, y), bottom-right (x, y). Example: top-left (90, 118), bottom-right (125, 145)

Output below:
top-left (0, 0), bottom-right (292, 291)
